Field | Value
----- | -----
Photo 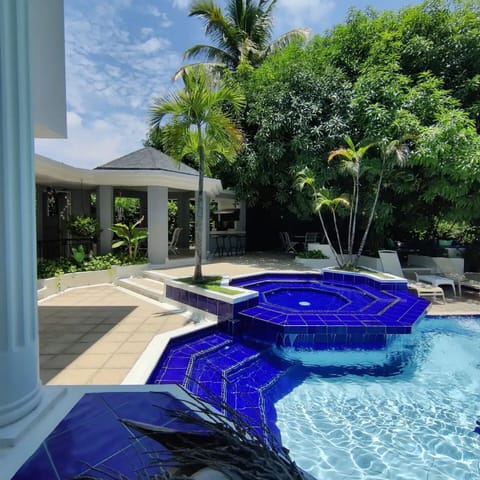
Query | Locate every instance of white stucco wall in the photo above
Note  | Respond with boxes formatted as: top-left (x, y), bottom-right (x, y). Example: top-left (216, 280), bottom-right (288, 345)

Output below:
top-left (30, 0), bottom-right (67, 138)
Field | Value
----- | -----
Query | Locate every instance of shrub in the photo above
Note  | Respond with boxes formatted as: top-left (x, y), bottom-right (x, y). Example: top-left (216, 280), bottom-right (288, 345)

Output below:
top-left (297, 249), bottom-right (329, 259)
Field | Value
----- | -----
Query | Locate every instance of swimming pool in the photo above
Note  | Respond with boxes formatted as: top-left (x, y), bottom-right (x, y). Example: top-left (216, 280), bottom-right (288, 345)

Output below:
top-left (150, 273), bottom-right (479, 478)
top-left (275, 315), bottom-right (480, 479)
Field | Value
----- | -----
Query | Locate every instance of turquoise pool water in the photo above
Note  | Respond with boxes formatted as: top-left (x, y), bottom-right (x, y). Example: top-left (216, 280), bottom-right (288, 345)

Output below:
top-left (275, 316), bottom-right (480, 479)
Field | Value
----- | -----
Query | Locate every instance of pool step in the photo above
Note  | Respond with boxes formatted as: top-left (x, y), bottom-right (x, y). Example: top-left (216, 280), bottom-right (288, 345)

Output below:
top-left (117, 276), bottom-right (165, 301)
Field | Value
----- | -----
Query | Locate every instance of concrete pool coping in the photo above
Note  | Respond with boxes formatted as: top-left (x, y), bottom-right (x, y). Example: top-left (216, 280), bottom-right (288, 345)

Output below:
top-left (38, 254), bottom-right (480, 387)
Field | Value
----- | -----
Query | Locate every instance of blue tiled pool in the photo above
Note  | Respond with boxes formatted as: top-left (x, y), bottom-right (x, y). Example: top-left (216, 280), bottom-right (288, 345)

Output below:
top-left (148, 271), bottom-right (429, 441)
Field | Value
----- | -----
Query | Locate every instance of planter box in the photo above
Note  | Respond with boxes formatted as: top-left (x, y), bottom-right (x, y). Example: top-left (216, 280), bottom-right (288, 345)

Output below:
top-left (112, 263), bottom-right (149, 280)
top-left (59, 269), bottom-right (113, 291)
top-left (37, 263), bottom-right (150, 298)
top-left (295, 257), bottom-right (336, 269)
top-left (164, 277), bottom-right (258, 323)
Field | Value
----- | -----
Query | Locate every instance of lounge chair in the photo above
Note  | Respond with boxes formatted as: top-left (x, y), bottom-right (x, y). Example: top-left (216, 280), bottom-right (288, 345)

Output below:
top-left (168, 227), bottom-right (182, 255)
top-left (378, 250), bottom-right (446, 303)
top-left (461, 272), bottom-right (480, 295)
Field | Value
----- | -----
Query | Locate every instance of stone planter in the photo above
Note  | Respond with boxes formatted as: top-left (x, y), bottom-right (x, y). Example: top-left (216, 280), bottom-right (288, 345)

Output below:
top-left (111, 263), bottom-right (149, 280)
top-left (59, 270), bottom-right (114, 291)
top-left (295, 257), bottom-right (336, 269)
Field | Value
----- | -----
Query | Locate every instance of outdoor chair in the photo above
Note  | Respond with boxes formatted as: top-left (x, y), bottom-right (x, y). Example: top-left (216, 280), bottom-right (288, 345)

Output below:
top-left (378, 250), bottom-right (446, 303)
top-left (168, 227), bottom-right (182, 255)
top-left (279, 231), bottom-right (298, 254)
top-left (304, 232), bottom-right (318, 249)
top-left (414, 272), bottom-right (456, 296)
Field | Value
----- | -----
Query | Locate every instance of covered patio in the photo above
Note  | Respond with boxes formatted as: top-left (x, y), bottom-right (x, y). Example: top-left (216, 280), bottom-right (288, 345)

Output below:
top-left (35, 147), bottom-right (223, 264)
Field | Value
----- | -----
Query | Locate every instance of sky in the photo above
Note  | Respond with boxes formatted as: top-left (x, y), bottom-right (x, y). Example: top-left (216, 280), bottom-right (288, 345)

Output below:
top-left (35, 0), bottom-right (423, 169)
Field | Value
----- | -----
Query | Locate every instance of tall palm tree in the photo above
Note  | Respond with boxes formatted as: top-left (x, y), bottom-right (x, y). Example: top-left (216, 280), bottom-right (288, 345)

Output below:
top-left (181, 0), bottom-right (309, 73)
top-left (354, 137), bottom-right (410, 264)
top-left (149, 66), bottom-right (245, 282)
top-left (328, 136), bottom-right (375, 265)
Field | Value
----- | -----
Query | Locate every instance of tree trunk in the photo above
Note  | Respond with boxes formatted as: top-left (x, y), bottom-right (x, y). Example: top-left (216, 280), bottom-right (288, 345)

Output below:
top-left (318, 211), bottom-right (342, 267)
top-left (355, 163), bottom-right (385, 265)
top-left (193, 126), bottom-right (205, 283)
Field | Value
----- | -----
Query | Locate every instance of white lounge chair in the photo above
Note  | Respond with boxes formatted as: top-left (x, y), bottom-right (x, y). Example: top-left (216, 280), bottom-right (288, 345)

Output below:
top-left (378, 250), bottom-right (446, 303)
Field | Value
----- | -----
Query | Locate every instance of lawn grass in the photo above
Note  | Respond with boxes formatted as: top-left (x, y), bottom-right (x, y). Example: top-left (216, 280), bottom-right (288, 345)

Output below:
top-left (177, 275), bottom-right (243, 295)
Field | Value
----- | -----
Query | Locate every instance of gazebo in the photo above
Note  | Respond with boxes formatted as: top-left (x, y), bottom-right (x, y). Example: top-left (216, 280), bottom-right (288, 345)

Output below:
top-left (35, 147), bottom-right (223, 264)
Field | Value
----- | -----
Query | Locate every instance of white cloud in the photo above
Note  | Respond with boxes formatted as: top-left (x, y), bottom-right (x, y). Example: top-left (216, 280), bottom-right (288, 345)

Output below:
top-left (275, 0), bottom-right (336, 31)
top-left (136, 37), bottom-right (171, 54)
top-left (172, 0), bottom-right (191, 10)
top-left (144, 6), bottom-right (173, 27)
top-left (35, 111), bottom-right (147, 169)
top-left (48, 1), bottom-right (183, 168)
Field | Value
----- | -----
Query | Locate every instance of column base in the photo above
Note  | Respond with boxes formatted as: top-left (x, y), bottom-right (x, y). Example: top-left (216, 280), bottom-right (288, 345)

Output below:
top-left (0, 387), bottom-right (66, 447)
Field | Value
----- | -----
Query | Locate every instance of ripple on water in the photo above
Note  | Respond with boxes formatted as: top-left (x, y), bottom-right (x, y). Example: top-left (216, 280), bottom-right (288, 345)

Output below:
top-left (275, 318), bottom-right (480, 480)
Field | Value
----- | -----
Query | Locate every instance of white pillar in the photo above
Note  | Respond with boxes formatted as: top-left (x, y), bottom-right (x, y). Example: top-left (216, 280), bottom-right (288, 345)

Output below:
top-left (148, 186), bottom-right (168, 264)
top-left (97, 186), bottom-right (113, 254)
top-left (0, 0), bottom-right (41, 426)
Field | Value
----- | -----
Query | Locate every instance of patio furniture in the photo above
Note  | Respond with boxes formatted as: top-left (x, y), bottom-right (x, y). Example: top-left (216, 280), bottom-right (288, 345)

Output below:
top-left (414, 273), bottom-right (456, 296)
top-left (462, 272), bottom-right (480, 294)
top-left (304, 232), bottom-right (318, 249)
top-left (378, 250), bottom-right (447, 303)
top-left (279, 232), bottom-right (298, 253)
top-left (168, 227), bottom-right (182, 255)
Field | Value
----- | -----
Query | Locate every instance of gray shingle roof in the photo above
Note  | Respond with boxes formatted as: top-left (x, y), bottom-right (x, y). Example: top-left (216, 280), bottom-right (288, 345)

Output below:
top-left (95, 147), bottom-right (199, 176)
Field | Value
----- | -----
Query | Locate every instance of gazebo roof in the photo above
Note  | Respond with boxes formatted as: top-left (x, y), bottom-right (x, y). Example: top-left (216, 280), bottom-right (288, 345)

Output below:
top-left (95, 147), bottom-right (199, 176)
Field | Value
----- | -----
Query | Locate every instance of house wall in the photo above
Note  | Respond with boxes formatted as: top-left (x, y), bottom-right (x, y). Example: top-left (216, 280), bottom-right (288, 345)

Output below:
top-left (30, 0), bottom-right (67, 138)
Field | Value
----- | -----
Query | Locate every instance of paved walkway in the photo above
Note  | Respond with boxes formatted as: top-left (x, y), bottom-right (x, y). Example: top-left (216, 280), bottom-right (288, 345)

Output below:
top-left (38, 254), bottom-right (480, 386)
top-left (39, 285), bottom-right (191, 385)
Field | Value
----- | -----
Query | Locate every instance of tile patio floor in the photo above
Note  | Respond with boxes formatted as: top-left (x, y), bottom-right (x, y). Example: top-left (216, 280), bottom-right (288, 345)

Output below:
top-left (38, 254), bottom-right (480, 386)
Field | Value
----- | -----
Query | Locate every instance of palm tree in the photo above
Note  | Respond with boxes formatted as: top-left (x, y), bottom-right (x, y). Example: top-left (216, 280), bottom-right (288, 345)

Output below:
top-left (180, 0), bottom-right (309, 74)
top-left (354, 137), bottom-right (410, 264)
top-left (149, 65), bottom-right (245, 282)
top-left (295, 168), bottom-right (349, 267)
top-left (328, 136), bottom-right (375, 265)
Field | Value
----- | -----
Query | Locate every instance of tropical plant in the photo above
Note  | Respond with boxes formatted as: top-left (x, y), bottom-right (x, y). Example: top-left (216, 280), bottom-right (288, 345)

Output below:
top-left (327, 136), bottom-right (375, 265)
top-left (179, 0), bottom-right (309, 75)
top-left (109, 216), bottom-right (148, 262)
top-left (71, 245), bottom-right (86, 266)
top-left (149, 65), bottom-right (245, 282)
top-left (66, 215), bottom-right (100, 240)
top-left (295, 169), bottom-right (349, 267)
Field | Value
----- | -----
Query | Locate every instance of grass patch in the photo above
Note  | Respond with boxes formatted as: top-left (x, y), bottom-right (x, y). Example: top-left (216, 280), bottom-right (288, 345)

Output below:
top-left (177, 275), bottom-right (242, 295)
top-left (334, 266), bottom-right (394, 279)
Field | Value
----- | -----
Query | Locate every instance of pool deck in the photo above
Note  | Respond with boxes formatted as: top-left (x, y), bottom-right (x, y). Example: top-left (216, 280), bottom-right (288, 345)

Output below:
top-left (39, 254), bottom-right (480, 386)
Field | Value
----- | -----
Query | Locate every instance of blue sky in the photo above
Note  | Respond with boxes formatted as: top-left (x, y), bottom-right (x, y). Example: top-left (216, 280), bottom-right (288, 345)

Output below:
top-left (35, 0), bottom-right (423, 169)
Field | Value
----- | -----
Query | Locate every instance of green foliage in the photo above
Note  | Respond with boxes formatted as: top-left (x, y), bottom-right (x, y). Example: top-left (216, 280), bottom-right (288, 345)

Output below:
top-left (149, 65), bottom-right (245, 282)
top-left (71, 245), bottom-right (86, 266)
top-left (37, 253), bottom-right (147, 279)
top-left (110, 216), bottom-right (148, 262)
top-left (181, 0), bottom-right (309, 71)
top-left (229, 0), bottom-right (480, 242)
top-left (297, 250), bottom-right (329, 259)
top-left (66, 215), bottom-right (100, 239)
top-left (115, 197), bottom-right (140, 224)
top-left (177, 275), bottom-right (242, 295)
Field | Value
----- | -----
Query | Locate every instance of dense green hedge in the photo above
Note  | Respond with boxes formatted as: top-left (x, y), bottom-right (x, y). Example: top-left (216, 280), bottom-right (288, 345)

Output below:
top-left (37, 253), bottom-right (148, 279)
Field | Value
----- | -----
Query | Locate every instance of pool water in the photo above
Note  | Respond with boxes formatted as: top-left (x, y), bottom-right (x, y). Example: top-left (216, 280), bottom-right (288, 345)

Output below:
top-left (275, 316), bottom-right (480, 479)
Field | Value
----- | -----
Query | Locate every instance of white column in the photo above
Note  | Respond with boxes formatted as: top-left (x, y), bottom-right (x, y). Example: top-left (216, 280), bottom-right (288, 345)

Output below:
top-left (97, 186), bottom-right (113, 254)
top-left (0, 0), bottom-right (41, 426)
top-left (148, 186), bottom-right (168, 264)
